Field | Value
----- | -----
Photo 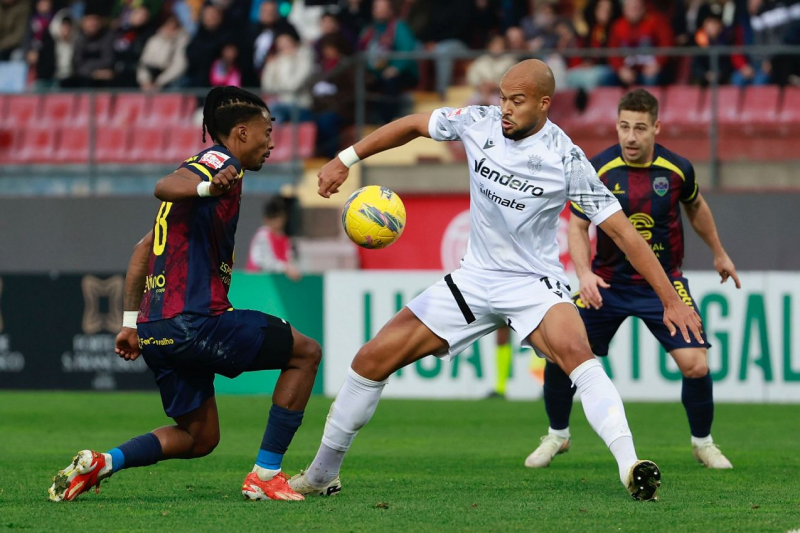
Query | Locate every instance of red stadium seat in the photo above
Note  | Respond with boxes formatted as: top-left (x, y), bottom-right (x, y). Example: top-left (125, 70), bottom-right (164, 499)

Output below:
top-left (779, 86), bottom-right (800, 135)
top-left (0, 128), bottom-right (23, 164)
top-left (163, 124), bottom-right (209, 164)
top-left (581, 87), bottom-right (623, 136)
top-left (41, 94), bottom-right (77, 127)
top-left (296, 122), bottom-right (317, 159)
top-left (129, 126), bottom-right (169, 163)
top-left (145, 94), bottom-right (188, 125)
top-left (111, 94), bottom-right (148, 126)
top-left (75, 93), bottom-right (113, 125)
top-left (708, 86), bottom-right (741, 126)
top-left (54, 126), bottom-right (90, 163)
top-left (4, 95), bottom-right (40, 128)
top-left (18, 126), bottom-right (58, 164)
top-left (738, 86), bottom-right (780, 134)
top-left (661, 86), bottom-right (706, 136)
top-left (94, 126), bottom-right (130, 163)
top-left (548, 88), bottom-right (579, 134)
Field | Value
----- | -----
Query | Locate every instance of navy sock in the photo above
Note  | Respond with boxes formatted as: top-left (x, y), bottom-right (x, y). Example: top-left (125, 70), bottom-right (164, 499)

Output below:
top-left (256, 405), bottom-right (304, 470)
top-left (543, 361), bottom-right (576, 431)
top-left (107, 433), bottom-right (163, 473)
top-left (682, 371), bottom-right (714, 438)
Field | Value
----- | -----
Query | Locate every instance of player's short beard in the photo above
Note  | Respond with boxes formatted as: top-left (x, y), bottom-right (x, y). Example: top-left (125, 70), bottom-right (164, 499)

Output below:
top-left (502, 118), bottom-right (540, 141)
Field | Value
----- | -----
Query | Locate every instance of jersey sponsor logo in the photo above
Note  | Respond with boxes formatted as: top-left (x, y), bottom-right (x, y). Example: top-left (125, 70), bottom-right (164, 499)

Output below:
top-left (199, 150), bottom-right (230, 170)
top-left (145, 274), bottom-right (167, 293)
top-left (612, 182), bottom-right (626, 195)
top-left (483, 138), bottom-right (495, 149)
top-left (653, 176), bottom-right (669, 197)
top-left (478, 184), bottom-right (527, 210)
top-left (446, 107), bottom-right (467, 118)
top-left (527, 154), bottom-right (542, 175)
top-left (473, 158), bottom-right (544, 196)
top-left (628, 212), bottom-right (655, 241)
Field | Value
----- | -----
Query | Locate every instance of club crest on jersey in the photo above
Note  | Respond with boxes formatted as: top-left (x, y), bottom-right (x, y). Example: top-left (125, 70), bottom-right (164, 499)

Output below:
top-left (527, 154), bottom-right (542, 175)
top-left (199, 150), bottom-right (230, 170)
top-left (653, 176), bottom-right (669, 197)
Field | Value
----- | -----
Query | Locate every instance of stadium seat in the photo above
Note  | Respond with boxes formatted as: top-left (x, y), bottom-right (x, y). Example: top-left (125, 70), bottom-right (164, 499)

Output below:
top-left (0, 128), bottom-right (23, 164)
top-left (581, 87), bottom-right (623, 136)
top-left (738, 86), bottom-right (780, 134)
top-left (41, 94), bottom-right (77, 127)
top-left (661, 86), bottom-right (706, 137)
top-left (4, 95), bottom-right (40, 128)
top-left (145, 94), bottom-right (189, 125)
top-left (111, 94), bottom-right (148, 126)
top-left (18, 126), bottom-right (57, 164)
top-left (548, 88), bottom-right (579, 134)
top-left (709, 86), bottom-right (741, 127)
top-left (53, 126), bottom-right (90, 163)
top-left (75, 93), bottom-right (113, 125)
top-left (779, 86), bottom-right (800, 135)
top-left (128, 126), bottom-right (169, 163)
top-left (267, 122), bottom-right (317, 162)
top-left (94, 126), bottom-right (130, 163)
top-left (162, 124), bottom-right (209, 164)
top-left (296, 122), bottom-right (317, 159)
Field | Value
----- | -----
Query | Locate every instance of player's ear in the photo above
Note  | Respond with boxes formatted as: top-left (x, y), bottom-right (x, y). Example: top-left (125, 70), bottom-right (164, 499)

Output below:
top-left (653, 118), bottom-right (661, 135)
top-left (236, 123), bottom-right (248, 143)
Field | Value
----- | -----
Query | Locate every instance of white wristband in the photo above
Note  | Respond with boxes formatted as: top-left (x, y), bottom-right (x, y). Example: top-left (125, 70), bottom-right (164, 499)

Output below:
top-left (123, 311), bottom-right (138, 329)
top-left (197, 181), bottom-right (212, 197)
top-left (338, 146), bottom-right (361, 168)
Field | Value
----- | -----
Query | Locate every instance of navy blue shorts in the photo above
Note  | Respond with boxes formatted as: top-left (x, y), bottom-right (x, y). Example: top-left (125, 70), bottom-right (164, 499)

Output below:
top-left (138, 310), bottom-right (294, 418)
top-left (573, 276), bottom-right (710, 356)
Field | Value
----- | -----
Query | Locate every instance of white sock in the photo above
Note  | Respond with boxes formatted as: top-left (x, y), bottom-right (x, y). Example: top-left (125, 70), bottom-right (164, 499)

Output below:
top-left (100, 453), bottom-right (114, 478)
top-left (307, 368), bottom-right (387, 486)
top-left (252, 465), bottom-right (281, 481)
top-left (570, 359), bottom-right (637, 485)
top-left (691, 434), bottom-right (713, 447)
top-left (548, 427), bottom-right (570, 439)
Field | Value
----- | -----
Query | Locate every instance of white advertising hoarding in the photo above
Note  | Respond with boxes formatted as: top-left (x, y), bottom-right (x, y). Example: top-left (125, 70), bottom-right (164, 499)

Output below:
top-left (324, 271), bottom-right (800, 402)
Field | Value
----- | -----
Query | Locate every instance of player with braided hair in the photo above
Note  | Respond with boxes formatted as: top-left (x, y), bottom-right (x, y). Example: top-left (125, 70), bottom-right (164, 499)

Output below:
top-left (48, 87), bottom-right (320, 502)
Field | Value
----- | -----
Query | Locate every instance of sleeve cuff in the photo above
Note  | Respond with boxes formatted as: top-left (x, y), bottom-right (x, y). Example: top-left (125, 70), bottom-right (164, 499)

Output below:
top-left (428, 109), bottom-right (442, 140)
top-left (589, 201), bottom-right (622, 226)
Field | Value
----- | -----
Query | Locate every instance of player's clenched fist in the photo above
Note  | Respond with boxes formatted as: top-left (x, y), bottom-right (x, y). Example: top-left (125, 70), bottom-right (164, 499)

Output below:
top-left (318, 157), bottom-right (349, 198)
top-left (115, 328), bottom-right (141, 361)
top-left (210, 165), bottom-right (239, 195)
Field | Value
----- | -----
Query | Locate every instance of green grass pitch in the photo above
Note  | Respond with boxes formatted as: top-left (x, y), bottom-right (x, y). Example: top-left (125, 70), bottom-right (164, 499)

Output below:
top-left (1, 392), bottom-right (798, 532)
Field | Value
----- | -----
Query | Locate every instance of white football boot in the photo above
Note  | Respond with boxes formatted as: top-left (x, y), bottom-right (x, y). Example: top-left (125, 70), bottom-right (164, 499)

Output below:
top-left (524, 434), bottom-right (570, 468)
top-left (693, 442), bottom-right (733, 469)
top-left (289, 469), bottom-right (342, 497)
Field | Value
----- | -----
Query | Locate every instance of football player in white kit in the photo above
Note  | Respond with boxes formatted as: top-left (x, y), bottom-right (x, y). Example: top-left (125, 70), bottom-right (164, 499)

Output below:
top-left (290, 60), bottom-right (704, 501)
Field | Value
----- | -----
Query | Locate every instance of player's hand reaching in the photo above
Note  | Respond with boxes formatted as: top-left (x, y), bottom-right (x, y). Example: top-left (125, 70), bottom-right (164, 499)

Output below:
top-left (209, 166), bottom-right (240, 196)
top-left (578, 272), bottom-right (610, 310)
top-left (662, 298), bottom-right (705, 345)
top-left (713, 253), bottom-right (741, 289)
top-left (318, 157), bottom-right (350, 198)
top-left (115, 328), bottom-right (141, 361)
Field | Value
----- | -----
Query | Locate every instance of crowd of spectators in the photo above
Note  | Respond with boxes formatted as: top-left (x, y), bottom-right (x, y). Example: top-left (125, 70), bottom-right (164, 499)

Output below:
top-left (0, 0), bottom-right (798, 154)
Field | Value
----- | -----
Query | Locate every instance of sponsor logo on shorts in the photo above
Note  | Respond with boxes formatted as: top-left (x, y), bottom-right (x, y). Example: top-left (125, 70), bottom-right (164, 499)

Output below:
top-left (672, 280), bottom-right (695, 308)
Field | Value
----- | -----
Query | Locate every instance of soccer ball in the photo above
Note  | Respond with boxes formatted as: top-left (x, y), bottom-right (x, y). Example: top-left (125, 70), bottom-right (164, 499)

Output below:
top-left (342, 185), bottom-right (406, 249)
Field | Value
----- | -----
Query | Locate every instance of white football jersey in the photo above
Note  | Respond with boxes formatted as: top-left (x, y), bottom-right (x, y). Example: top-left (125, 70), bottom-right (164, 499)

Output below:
top-left (428, 105), bottom-right (621, 286)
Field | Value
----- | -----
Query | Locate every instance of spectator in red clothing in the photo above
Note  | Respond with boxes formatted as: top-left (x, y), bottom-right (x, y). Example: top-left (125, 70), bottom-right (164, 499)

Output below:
top-left (246, 196), bottom-right (302, 281)
top-left (691, 7), bottom-right (762, 86)
top-left (608, 0), bottom-right (674, 86)
top-left (566, 0), bottom-right (620, 89)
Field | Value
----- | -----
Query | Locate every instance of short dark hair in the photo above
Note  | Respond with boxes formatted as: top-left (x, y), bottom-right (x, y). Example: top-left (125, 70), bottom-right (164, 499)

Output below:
top-left (202, 86), bottom-right (270, 145)
top-left (618, 88), bottom-right (659, 122)
top-left (263, 195), bottom-right (288, 218)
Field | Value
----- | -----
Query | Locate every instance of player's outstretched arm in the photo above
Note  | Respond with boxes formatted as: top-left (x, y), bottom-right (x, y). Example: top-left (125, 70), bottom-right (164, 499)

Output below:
top-left (155, 166), bottom-right (240, 202)
top-left (115, 231), bottom-right (152, 361)
top-left (317, 112), bottom-right (433, 198)
top-left (568, 214), bottom-right (609, 309)
top-left (598, 211), bottom-right (704, 344)
top-left (682, 193), bottom-right (741, 288)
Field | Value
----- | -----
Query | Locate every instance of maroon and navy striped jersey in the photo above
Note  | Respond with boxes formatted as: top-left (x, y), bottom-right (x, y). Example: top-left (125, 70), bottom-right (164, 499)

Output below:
top-left (571, 143), bottom-right (699, 285)
top-left (138, 145), bottom-right (244, 323)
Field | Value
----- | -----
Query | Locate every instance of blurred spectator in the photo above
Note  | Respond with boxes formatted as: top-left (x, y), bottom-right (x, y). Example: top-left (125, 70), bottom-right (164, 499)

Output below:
top-left (315, 10), bottom-right (357, 55)
top-left (691, 7), bottom-right (759, 86)
top-left (312, 34), bottom-right (356, 158)
top-left (52, 13), bottom-right (76, 85)
top-left (0, 0), bottom-right (32, 60)
top-left (749, 0), bottom-right (797, 85)
top-left (360, 0), bottom-right (419, 122)
top-left (138, 15), bottom-right (189, 90)
top-left (566, 0), bottom-right (619, 90)
top-left (251, 1), bottom-right (299, 74)
top-left (113, 0), bottom-right (163, 22)
top-left (338, 0), bottom-right (373, 36)
top-left (467, 34), bottom-right (517, 105)
top-left (112, 7), bottom-right (156, 87)
top-left (408, 0), bottom-right (474, 97)
top-left (171, 0), bottom-right (199, 35)
top-left (210, 42), bottom-right (243, 86)
top-left (72, 13), bottom-right (115, 87)
top-left (505, 25), bottom-right (529, 51)
top-left (261, 32), bottom-right (314, 122)
top-left (470, 0), bottom-right (502, 48)
top-left (185, 4), bottom-right (229, 87)
top-left (25, 0), bottom-right (56, 85)
top-left (288, 0), bottom-right (325, 42)
top-left (521, 0), bottom-right (571, 51)
top-left (608, 0), bottom-right (674, 86)
top-left (246, 196), bottom-right (302, 282)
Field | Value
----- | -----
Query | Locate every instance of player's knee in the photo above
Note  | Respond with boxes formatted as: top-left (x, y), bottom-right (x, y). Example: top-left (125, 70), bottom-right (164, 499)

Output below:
top-left (681, 360), bottom-right (709, 379)
top-left (556, 339), bottom-right (594, 368)
top-left (352, 341), bottom-right (392, 381)
top-left (292, 336), bottom-right (322, 372)
top-left (192, 431), bottom-right (220, 458)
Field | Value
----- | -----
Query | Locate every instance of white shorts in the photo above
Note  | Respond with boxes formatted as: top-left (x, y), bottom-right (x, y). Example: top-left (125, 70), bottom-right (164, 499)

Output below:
top-left (406, 267), bottom-right (575, 360)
